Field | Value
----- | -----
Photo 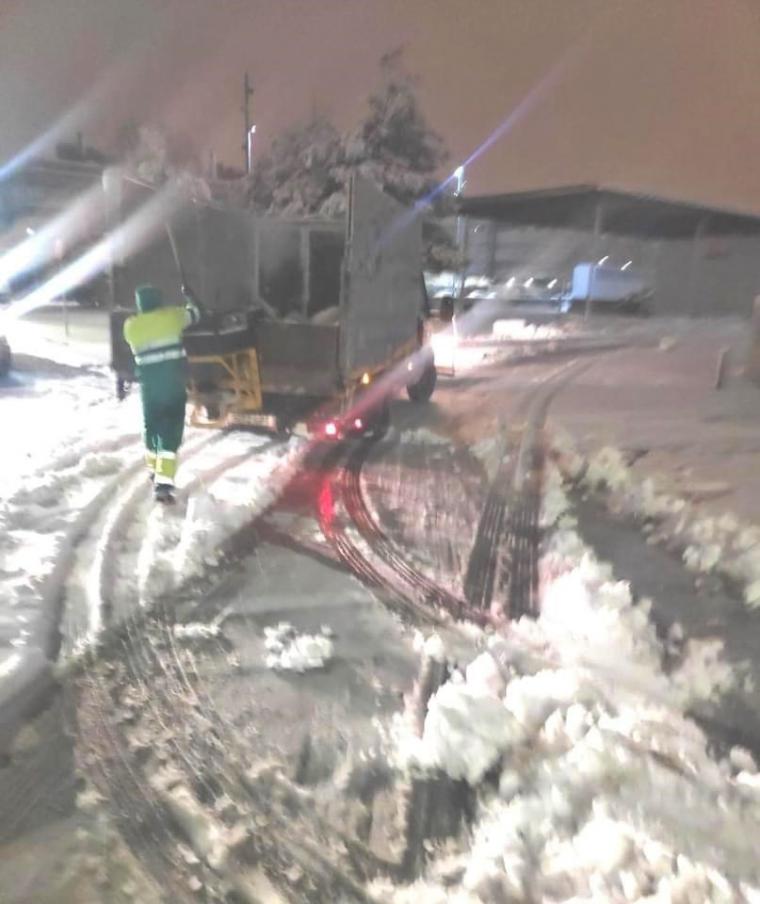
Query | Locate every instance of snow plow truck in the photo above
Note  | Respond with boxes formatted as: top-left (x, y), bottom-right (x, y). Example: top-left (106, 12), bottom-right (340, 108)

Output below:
top-left (107, 173), bottom-right (436, 437)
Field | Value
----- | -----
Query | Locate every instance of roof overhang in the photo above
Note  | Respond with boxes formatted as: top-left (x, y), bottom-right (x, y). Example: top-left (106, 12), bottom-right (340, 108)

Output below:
top-left (457, 185), bottom-right (760, 239)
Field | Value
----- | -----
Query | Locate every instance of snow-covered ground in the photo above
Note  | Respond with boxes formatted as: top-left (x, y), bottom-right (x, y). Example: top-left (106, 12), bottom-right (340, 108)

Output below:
top-left (6, 305), bottom-right (112, 369)
top-left (0, 352), bottom-right (138, 703)
top-left (555, 430), bottom-right (760, 612)
top-left (491, 318), bottom-right (568, 341)
top-left (374, 465), bottom-right (760, 903)
top-left (0, 366), bottom-right (125, 498)
top-left (0, 336), bottom-right (303, 717)
top-left (5, 313), bottom-right (760, 901)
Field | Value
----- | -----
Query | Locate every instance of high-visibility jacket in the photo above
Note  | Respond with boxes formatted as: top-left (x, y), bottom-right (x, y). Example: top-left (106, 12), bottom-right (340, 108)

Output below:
top-left (123, 300), bottom-right (200, 368)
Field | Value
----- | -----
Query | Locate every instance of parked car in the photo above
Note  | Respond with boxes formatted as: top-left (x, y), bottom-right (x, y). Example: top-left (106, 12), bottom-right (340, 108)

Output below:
top-left (559, 263), bottom-right (652, 313)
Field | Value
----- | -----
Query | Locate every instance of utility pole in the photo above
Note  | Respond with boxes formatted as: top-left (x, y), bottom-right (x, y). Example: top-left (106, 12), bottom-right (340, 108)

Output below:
top-left (242, 72), bottom-right (254, 174)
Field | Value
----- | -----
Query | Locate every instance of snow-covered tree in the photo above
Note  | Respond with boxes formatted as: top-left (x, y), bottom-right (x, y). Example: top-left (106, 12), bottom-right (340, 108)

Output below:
top-left (343, 47), bottom-right (448, 206)
top-left (251, 52), bottom-right (457, 269)
top-left (253, 50), bottom-right (450, 215)
top-left (250, 115), bottom-right (346, 217)
top-left (113, 123), bottom-right (210, 202)
top-left (132, 125), bottom-right (170, 184)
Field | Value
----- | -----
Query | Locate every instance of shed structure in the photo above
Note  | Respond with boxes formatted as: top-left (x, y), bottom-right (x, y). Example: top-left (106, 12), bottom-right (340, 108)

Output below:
top-left (457, 185), bottom-right (760, 316)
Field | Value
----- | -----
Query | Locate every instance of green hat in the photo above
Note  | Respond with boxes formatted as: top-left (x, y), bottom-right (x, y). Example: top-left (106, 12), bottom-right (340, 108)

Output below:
top-left (135, 285), bottom-right (163, 313)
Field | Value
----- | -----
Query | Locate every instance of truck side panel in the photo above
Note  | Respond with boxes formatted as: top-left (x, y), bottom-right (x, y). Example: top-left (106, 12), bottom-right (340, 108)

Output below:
top-left (110, 181), bottom-right (255, 314)
top-left (340, 177), bottom-right (423, 380)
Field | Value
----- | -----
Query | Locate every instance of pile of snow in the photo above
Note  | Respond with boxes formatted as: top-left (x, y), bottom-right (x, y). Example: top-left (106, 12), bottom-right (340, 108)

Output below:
top-left (491, 319), bottom-right (562, 342)
top-left (470, 434), bottom-right (505, 481)
top-left (413, 630), bottom-right (447, 663)
top-left (539, 460), bottom-right (576, 529)
top-left (173, 621), bottom-right (222, 642)
top-left (263, 621), bottom-right (334, 672)
top-left (584, 445), bottom-right (632, 493)
top-left (381, 472), bottom-right (758, 902)
top-left (562, 433), bottom-right (760, 611)
top-left (550, 426), bottom-right (585, 481)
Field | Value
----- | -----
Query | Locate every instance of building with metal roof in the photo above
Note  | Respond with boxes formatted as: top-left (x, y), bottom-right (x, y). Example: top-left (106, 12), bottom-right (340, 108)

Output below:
top-left (456, 185), bottom-right (760, 317)
top-left (458, 185), bottom-right (760, 239)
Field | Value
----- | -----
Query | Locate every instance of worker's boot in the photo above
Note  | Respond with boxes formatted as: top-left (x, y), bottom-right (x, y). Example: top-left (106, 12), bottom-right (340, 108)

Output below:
top-left (146, 451), bottom-right (157, 483)
top-left (154, 482), bottom-right (175, 504)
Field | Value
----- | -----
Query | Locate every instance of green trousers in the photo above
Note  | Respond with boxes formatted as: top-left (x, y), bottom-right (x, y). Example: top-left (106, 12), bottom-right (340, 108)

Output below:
top-left (138, 359), bottom-right (187, 484)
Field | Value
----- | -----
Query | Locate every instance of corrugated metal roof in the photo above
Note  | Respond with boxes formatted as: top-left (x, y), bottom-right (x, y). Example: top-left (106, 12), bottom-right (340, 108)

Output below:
top-left (457, 185), bottom-right (760, 238)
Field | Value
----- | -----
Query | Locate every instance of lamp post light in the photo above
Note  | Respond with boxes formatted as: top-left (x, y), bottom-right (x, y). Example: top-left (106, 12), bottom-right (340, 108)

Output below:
top-left (454, 165), bottom-right (466, 297)
top-left (247, 125), bottom-right (256, 178)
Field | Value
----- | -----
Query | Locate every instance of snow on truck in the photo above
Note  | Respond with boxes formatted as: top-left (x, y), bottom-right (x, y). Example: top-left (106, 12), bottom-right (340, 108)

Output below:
top-left (560, 262), bottom-right (653, 312)
top-left (108, 174), bottom-right (436, 437)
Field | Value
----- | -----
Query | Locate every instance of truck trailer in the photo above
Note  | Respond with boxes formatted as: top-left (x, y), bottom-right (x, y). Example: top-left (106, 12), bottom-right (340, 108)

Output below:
top-left (108, 174), bottom-right (436, 437)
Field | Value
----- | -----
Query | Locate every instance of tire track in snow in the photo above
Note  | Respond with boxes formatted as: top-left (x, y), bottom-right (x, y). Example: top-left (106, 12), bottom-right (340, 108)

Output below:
top-left (318, 440), bottom-right (492, 627)
top-left (341, 441), bottom-right (488, 624)
top-left (463, 357), bottom-right (593, 618)
top-left (0, 431), bottom-right (219, 747)
top-left (68, 435), bottom-right (371, 900)
top-left (60, 430), bottom-right (221, 650)
top-left (89, 432), bottom-right (260, 635)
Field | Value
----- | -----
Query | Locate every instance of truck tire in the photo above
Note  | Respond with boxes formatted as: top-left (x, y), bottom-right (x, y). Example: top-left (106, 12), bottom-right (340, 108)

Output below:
top-left (407, 359), bottom-right (437, 403)
top-left (369, 401), bottom-right (391, 438)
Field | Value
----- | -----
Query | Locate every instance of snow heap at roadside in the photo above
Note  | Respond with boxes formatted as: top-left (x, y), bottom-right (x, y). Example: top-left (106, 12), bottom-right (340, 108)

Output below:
top-left (554, 429), bottom-right (760, 611)
top-left (375, 463), bottom-right (759, 903)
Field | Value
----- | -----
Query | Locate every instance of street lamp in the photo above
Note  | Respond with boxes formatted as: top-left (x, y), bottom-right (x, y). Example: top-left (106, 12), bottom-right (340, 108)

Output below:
top-left (621, 260), bottom-right (633, 271)
top-left (453, 165), bottom-right (466, 297)
top-left (454, 165), bottom-right (465, 196)
top-left (247, 125), bottom-right (256, 177)
top-left (598, 254), bottom-right (609, 266)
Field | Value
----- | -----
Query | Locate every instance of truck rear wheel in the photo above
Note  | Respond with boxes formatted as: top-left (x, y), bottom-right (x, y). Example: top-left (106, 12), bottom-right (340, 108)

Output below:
top-left (368, 400), bottom-right (391, 438)
top-left (407, 359), bottom-right (437, 403)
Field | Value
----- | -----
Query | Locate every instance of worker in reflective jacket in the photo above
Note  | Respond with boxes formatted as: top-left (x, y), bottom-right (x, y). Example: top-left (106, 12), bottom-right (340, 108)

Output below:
top-left (123, 284), bottom-right (201, 502)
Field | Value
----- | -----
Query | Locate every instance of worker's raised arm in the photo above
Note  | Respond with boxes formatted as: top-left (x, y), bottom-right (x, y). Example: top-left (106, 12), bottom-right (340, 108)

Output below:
top-left (181, 284), bottom-right (202, 327)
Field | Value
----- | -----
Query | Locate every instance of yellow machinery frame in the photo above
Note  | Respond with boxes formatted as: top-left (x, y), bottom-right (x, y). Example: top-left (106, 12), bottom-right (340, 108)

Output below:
top-left (186, 332), bottom-right (428, 429)
top-left (187, 348), bottom-right (263, 427)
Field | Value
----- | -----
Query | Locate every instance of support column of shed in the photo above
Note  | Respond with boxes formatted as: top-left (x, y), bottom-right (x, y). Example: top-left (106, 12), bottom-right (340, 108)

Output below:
top-left (688, 215), bottom-right (708, 317)
top-left (585, 196), bottom-right (605, 320)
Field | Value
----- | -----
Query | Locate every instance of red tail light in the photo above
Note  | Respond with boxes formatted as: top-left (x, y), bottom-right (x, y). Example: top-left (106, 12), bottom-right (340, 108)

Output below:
top-left (354, 417), bottom-right (363, 430)
top-left (324, 421), bottom-right (338, 437)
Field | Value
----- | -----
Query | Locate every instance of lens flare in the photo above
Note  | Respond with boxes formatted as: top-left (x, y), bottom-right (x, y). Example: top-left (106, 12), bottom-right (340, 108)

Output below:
top-left (375, 30), bottom-right (593, 255)
top-left (0, 182), bottom-right (105, 290)
top-left (0, 179), bottom-right (189, 328)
